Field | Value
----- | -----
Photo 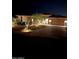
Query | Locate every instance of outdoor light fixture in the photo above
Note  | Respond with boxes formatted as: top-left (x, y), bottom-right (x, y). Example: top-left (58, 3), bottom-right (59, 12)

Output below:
top-left (64, 20), bottom-right (67, 23)
top-left (49, 20), bottom-right (52, 23)
top-left (64, 20), bottom-right (67, 26)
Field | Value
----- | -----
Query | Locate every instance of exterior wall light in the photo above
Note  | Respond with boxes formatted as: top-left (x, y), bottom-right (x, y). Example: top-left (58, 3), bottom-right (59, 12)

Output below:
top-left (49, 20), bottom-right (52, 23)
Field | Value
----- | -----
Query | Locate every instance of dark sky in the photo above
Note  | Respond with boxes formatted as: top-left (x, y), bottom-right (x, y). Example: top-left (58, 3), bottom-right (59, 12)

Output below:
top-left (13, 0), bottom-right (67, 16)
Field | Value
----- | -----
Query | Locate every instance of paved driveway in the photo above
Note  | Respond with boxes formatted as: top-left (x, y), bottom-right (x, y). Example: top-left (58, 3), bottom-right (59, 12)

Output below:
top-left (29, 25), bottom-right (67, 39)
top-left (13, 25), bottom-right (67, 39)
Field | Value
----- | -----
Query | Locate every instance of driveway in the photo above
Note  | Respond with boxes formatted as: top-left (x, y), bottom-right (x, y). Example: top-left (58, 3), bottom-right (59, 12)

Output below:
top-left (13, 25), bottom-right (67, 39)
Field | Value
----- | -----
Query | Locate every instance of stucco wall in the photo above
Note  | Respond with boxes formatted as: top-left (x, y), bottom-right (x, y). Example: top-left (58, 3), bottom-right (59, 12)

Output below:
top-left (16, 15), bottom-right (67, 26)
top-left (48, 17), bottom-right (67, 25)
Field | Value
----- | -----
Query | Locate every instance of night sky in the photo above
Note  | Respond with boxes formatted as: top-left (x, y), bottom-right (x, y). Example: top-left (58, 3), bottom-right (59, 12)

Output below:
top-left (13, 0), bottom-right (67, 16)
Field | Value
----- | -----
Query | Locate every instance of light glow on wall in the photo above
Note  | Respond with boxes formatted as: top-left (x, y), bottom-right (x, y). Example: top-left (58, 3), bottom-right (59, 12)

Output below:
top-left (49, 20), bottom-right (52, 23)
top-left (32, 19), bottom-right (33, 22)
top-left (45, 18), bottom-right (48, 24)
top-left (64, 20), bottom-right (67, 26)
top-left (64, 20), bottom-right (67, 23)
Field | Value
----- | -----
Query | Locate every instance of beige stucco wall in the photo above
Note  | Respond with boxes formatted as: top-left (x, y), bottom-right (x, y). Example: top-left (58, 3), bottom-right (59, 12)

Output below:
top-left (16, 15), bottom-right (32, 22)
top-left (48, 17), bottom-right (67, 25)
top-left (16, 15), bottom-right (67, 26)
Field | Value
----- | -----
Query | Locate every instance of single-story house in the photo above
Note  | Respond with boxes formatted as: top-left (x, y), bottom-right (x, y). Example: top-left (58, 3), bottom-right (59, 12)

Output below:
top-left (15, 14), bottom-right (67, 26)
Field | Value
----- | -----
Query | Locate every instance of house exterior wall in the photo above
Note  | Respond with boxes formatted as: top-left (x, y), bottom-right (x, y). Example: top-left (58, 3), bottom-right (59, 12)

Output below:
top-left (48, 17), bottom-right (67, 26)
top-left (16, 15), bottom-right (67, 26)
top-left (16, 15), bottom-right (31, 20)
top-left (16, 15), bottom-right (32, 23)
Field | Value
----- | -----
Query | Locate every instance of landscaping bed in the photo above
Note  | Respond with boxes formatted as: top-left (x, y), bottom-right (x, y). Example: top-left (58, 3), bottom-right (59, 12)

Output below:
top-left (28, 25), bottom-right (47, 30)
top-left (12, 24), bottom-right (47, 32)
top-left (12, 25), bottom-right (26, 31)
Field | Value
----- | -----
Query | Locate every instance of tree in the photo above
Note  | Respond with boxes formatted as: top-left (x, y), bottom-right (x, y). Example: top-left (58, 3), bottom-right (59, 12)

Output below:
top-left (12, 17), bottom-right (17, 27)
top-left (32, 14), bottom-right (45, 24)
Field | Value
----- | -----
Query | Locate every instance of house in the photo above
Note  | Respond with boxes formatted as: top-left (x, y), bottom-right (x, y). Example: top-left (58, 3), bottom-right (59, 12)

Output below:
top-left (48, 15), bottom-right (67, 26)
top-left (15, 14), bottom-right (67, 26)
